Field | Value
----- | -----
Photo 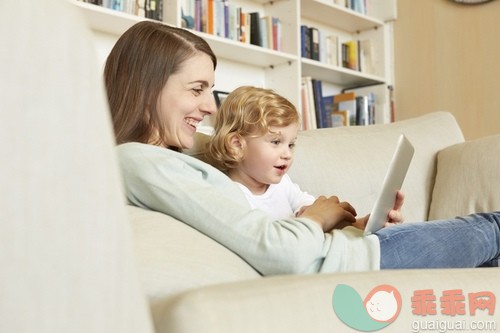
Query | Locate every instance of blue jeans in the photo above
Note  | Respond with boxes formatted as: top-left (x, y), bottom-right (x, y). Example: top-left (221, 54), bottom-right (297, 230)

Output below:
top-left (375, 212), bottom-right (500, 269)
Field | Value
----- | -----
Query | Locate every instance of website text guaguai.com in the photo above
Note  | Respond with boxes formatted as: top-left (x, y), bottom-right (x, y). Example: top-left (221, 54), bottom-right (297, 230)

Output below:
top-left (411, 319), bottom-right (497, 333)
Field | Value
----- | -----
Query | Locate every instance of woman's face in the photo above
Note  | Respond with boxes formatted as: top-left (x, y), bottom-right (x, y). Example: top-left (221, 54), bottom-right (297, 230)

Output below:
top-left (157, 52), bottom-right (216, 149)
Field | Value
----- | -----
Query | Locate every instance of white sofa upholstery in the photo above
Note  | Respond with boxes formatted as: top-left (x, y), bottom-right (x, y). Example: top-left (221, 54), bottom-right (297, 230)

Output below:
top-left (1, 0), bottom-right (153, 332)
top-left (135, 112), bottom-right (500, 333)
top-left (3, 1), bottom-right (499, 333)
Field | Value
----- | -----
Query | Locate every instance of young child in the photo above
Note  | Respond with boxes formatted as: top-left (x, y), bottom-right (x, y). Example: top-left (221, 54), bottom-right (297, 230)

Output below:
top-left (208, 86), bottom-right (330, 220)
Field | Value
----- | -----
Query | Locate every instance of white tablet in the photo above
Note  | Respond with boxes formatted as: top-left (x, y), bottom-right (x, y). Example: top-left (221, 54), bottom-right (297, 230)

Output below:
top-left (363, 134), bottom-right (414, 235)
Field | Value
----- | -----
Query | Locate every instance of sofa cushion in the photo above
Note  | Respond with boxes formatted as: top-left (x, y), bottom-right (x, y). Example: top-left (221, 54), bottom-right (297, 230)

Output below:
top-left (128, 206), bottom-right (261, 300)
top-left (288, 112), bottom-right (464, 223)
top-left (428, 134), bottom-right (500, 220)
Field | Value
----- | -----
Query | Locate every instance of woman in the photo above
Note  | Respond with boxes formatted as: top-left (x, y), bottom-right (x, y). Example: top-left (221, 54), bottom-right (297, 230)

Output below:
top-left (105, 21), bottom-right (500, 275)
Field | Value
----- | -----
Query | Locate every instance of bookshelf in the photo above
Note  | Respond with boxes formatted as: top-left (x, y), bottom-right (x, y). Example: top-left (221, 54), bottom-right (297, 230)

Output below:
top-left (74, 0), bottom-right (396, 129)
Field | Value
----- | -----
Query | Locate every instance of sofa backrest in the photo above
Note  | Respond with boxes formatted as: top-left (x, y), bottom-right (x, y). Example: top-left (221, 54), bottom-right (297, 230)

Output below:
top-left (189, 112), bottom-right (464, 222)
top-left (288, 112), bottom-right (464, 222)
top-left (0, 0), bottom-right (153, 332)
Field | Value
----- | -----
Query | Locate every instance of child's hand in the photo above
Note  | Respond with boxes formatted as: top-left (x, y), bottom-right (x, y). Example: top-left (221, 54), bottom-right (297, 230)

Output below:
top-left (299, 195), bottom-right (357, 232)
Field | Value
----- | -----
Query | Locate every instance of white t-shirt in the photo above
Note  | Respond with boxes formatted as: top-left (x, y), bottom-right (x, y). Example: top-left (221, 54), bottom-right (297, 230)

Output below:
top-left (235, 174), bottom-right (316, 219)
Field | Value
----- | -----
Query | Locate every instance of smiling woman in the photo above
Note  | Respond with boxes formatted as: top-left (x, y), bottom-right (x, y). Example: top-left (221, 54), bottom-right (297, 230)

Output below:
top-left (104, 21), bottom-right (217, 150)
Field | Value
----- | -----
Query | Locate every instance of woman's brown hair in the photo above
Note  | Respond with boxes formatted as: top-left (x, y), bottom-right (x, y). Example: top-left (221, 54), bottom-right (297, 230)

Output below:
top-left (104, 21), bottom-right (217, 146)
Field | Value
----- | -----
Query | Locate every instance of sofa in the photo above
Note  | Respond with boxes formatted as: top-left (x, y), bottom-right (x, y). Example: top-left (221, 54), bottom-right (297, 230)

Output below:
top-left (138, 111), bottom-right (500, 332)
top-left (3, 1), bottom-right (499, 333)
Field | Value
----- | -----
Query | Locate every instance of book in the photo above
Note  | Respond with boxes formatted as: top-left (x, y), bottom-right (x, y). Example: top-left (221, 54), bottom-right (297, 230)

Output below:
top-left (223, 0), bottom-right (229, 38)
top-left (235, 7), bottom-right (241, 42)
top-left (300, 25), bottom-right (310, 59)
top-left (300, 80), bottom-right (310, 130)
top-left (181, 0), bottom-right (195, 29)
top-left (239, 9), bottom-right (246, 43)
top-left (319, 29), bottom-right (326, 63)
top-left (200, 0), bottom-right (207, 32)
top-left (261, 16), bottom-right (274, 50)
top-left (333, 92), bottom-right (357, 126)
top-left (301, 76), bottom-right (317, 130)
top-left (194, 0), bottom-right (201, 31)
top-left (323, 95), bottom-right (347, 127)
top-left (207, 0), bottom-right (214, 34)
top-left (228, 4), bottom-right (238, 41)
top-left (249, 12), bottom-right (261, 46)
top-left (311, 79), bottom-right (326, 128)
top-left (272, 17), bottom-right (280, 51)
top-left (359, 39), bottom-right (375, 75)
top-left (325, 35), bottom-right (339, 66)
top-left (322, 95), bottom-right (334, 120)
top-left (344, 85), bottom-right (388, 124)
top-left (260, 16), bottom-right (268, 48)
top-left (309, 27), bottom-right (320, 61)
top-left (331, 111), bottom-right (349, 127)
top-left (346, 40), bottom-right (358, 70)
top-left (214, 0), bottom-right (224, 37)
top-left (355, 95), bottom-right (369, 126)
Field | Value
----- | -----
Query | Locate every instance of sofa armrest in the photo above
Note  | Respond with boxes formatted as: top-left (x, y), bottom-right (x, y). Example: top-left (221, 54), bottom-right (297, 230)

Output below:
top-left (429, 134), bottom-right (500, 220)
top-left (152, 268), bottom-right (499, 333)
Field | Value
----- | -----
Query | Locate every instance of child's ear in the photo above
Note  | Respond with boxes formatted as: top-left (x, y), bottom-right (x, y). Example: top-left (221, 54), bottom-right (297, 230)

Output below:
top-left (227, 133), bottom-right (246, 160)
top-left (228, 133), bottom-right (244, 149)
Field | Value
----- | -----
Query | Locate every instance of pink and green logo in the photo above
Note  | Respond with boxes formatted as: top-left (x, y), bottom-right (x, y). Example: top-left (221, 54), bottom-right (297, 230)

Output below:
top-left (332, 284), bottom-right (402, 331)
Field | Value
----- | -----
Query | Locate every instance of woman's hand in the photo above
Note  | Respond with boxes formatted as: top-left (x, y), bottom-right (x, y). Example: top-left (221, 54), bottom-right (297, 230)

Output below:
top-left (384, 190), bottom-right (405, 227)
top-left (298, 195), bottom-right (357, 232)
top-left (346, 191), bottom-right (405, 231)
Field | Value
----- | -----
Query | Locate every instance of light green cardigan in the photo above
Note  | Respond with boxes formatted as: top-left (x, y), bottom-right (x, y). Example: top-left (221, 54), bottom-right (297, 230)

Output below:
top-left (117, 142), bottom-right (380, 275)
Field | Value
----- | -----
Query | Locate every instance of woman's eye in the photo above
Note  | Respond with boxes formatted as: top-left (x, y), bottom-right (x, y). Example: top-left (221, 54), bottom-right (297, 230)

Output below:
top-left (192, 87), bottom-right (203, 95)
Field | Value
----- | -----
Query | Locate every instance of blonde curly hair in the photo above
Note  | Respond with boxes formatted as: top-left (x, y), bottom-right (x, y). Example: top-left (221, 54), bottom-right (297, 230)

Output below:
top-left (207, 86), bottom-right (299, 172)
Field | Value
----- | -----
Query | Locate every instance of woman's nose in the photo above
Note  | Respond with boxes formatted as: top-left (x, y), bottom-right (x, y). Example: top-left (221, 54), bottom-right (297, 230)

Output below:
top-left (200, 92), bottom-right (217, 115)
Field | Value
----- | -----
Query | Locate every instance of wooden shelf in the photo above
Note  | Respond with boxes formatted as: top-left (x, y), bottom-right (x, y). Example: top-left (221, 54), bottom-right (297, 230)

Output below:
top-left (301, 0), bottom-right (384, 32)
top-left (73, 0), bottom-right (395, 124)
top-left (75, 1), bottom-right (296, 68)
top-left (301, 58), bottom-right (384, 86)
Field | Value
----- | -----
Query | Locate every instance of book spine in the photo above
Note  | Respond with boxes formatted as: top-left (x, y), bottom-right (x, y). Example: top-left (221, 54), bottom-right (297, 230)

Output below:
top-left (223, 0), bottom-right (229, 38)
top-left (249, 12), bottom-right (261, 46)
top-left (300, 25), bottom-right (308, 58)
top-left (272, 17), bottom-right (279, 51)
top-left (309, 27), bottom-right (320, 61)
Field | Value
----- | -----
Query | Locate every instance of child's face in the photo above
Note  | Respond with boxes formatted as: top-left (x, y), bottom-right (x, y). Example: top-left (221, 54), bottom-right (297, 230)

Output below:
top-left (232, 123), bottom-right (299, 194)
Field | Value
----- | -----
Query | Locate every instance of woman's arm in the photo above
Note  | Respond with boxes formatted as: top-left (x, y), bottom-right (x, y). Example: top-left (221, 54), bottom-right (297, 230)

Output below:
top-left (117, 143), bottom-right (330, 275)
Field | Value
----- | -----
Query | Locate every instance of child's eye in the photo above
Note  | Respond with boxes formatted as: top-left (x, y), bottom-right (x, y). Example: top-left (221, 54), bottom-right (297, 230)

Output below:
top-left (271, 139), bottom-right (280, 145)
top-left (289, 143), bottom-right (296, 149)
